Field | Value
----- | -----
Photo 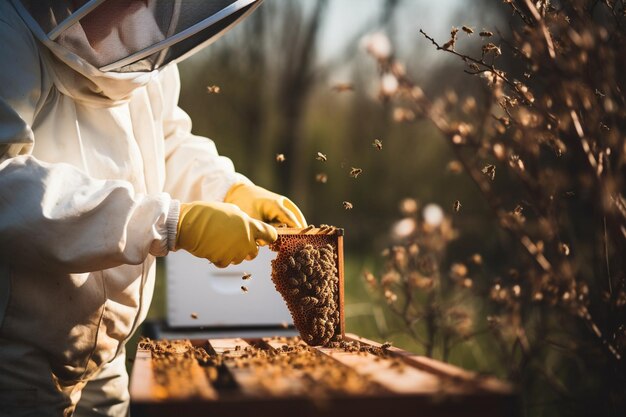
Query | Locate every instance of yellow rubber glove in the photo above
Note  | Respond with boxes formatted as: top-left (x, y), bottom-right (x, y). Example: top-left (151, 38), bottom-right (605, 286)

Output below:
top-left (176, 201), bottom-right (277, 268)
top-left (224, 183), bottom-right (307, 228)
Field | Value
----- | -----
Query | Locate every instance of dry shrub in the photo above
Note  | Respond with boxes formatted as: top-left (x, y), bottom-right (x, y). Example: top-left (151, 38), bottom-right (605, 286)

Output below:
top-left (363, 1), bottom-right (625, 415)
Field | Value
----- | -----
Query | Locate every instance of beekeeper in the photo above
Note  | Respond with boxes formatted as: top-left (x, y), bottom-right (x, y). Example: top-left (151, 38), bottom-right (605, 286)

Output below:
top-left (0, 1), bottom-right (306, 416)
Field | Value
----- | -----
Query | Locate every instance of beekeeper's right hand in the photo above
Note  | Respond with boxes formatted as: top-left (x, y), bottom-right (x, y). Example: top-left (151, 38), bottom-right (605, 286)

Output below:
top-left (176, 201), bottom-right (278, 267)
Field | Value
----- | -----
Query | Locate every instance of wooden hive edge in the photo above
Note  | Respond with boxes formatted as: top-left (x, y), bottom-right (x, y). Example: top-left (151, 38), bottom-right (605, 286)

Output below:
top-left (344, 334), bottom-right (514, 396)
top-left (276, 227), bottom-right (344, 236)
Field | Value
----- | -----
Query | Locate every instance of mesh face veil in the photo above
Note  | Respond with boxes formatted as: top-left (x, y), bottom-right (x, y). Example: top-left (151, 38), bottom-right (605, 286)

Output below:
top-left (12, 0), bottom-right (262, 73)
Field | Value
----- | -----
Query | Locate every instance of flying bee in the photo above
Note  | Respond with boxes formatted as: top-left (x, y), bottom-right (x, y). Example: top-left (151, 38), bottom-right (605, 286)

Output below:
top-left (190, 312), bottom-right (198, 319)
top-left (315, 173), bottom-right (328, 183)
top-left (275, 153), bottom-right (286, 163)
top-left (206, 85), bottom-right (221, 94)
top-left (482, 164), bottom-right (496, 180)
top-left (453, 200), bottom-right (462, 213)
top-left (332, 82), bottom-right (354, 93)
top-left (316, 152), bottom-right (327, 162)
top-left (372, 139), bottom-right (383, 150)
top-left (479, 30), bottom-right (493, 37)
top-left (482, 43), bottom-right (501, 56)
top-left (343, 201), bottom-right (353, 210)
top-left (241, 285), bottom-right (248, 293)
top-left (242, 272), bottom-right (252, 280)
top-left (349, 167), bottom-right (363, 178)
top-left (462, 26), bottom-right (474, 35)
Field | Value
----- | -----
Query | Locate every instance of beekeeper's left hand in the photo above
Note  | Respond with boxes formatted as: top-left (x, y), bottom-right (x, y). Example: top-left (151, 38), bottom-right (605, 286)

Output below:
top-left (224, 183), bottom-right (307, 228)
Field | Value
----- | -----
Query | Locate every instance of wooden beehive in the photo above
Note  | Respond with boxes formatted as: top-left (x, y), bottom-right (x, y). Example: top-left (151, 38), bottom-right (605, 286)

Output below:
top-left (270, 227), bottom-right (345, 345)
top-left (130, 335), bottom-right (514, 417)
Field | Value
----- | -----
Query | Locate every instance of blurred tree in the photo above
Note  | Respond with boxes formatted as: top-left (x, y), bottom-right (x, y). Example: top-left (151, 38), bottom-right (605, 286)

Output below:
top-left (271, 0), bottom-right (329, 204)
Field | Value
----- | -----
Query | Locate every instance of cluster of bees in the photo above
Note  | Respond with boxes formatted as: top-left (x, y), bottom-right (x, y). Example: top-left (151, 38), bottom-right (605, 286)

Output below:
top-left (271, 237), bottom-right (340, 346)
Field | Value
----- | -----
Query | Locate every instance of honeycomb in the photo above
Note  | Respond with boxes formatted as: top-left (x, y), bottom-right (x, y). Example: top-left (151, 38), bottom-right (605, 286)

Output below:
top-left (270, 231), bottom-right (341, 346)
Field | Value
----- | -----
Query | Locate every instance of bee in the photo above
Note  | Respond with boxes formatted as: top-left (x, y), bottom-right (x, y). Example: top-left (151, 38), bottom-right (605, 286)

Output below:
top-left (462, 26), bottom-right (474, 35)
top-left (316, 152), bottom-right (327, 162)
top-left (242, 272), bottom-right (252, 280)
top-left (288, 256), bottom-right (296, 268)
top-left (288, 288), bottom-right (300, 296)
top-left (241, 285), bottom-right (248, 293)
top-left (343, 201), bottom-right (353, 210)
top-left (206, 85), bottom-right (221, 94)
top-left (275, 153), bottom-right (286, 163)
top-left (234, 345), bottom-right (241, 351)
top-left (513, 204), bottom-right (524, 217)
top-left (372, 139), bottom-right (383, 150)
top-left (190, 312), bottom-right (198, 319)
top-left (479, 30), bottom-right (493, 37)
top-left (315, 173), bottom-right (328, 183)
top-left (482, 164), bottom-right (496, 180)
top-left (453, 200), bottom-right (462, 213)
top-left (349, 167), bottom-right (363, 178)
top-left (332, 83), bottom-right (354, 93)
top-left (482, 43), bottom-right (501, 56)
top-left (559, 242), bottom-right (570, 256)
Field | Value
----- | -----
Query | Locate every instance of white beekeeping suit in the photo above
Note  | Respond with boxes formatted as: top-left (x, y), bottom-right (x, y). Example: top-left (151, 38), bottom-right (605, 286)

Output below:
top-left (0, 1), bottom-right (269, 416)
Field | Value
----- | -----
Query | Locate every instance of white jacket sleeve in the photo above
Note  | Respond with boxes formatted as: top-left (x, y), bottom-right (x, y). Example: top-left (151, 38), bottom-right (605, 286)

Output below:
top-left (0, 19), bottom-right (178, 274)
top-left (161, 65), bottom-right (252, 203)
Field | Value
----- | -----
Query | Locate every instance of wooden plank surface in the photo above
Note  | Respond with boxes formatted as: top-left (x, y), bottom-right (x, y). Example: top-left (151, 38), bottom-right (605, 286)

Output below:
top-left (344, 334), bottom-right (512, 394)
top-left (128, 350), bottom-right (160, 402)
top-left (314, 345), bottom-right (445, 394)
top-left (207, 337), bottom-right (267, 397)
top-left (129, 342), bottom-right (217, 401)
top-left (130, 336), bottom-right (515, 417)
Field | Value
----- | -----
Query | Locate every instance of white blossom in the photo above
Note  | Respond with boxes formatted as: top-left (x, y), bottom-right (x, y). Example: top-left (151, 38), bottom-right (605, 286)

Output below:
top-left (361, 31), bottom-right (392, 59)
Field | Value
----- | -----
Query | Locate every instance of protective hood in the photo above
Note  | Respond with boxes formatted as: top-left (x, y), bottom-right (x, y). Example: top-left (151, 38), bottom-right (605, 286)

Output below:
top-left (11, 0), bottom-right (262, 74)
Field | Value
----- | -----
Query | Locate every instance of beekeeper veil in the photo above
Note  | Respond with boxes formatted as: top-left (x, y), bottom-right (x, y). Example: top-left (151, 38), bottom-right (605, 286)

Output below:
top-left (11, 0), bottom-right (262, 73)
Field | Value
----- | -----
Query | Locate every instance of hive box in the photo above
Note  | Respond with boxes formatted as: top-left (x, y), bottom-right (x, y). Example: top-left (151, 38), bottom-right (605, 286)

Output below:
top-left (166, 246), bottom-right (293, 328)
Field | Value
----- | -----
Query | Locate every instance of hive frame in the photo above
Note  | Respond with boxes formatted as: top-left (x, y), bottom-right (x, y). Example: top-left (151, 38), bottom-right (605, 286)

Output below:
top-left (272, 227), bottom-right (345, 340)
